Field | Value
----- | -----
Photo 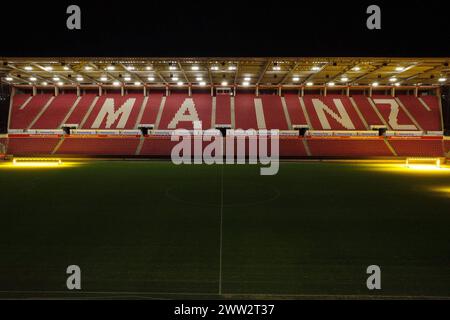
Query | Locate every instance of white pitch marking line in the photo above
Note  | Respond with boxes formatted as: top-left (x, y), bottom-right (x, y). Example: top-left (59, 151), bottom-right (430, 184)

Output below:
top-left (0, 290), bottom-right (448, 300)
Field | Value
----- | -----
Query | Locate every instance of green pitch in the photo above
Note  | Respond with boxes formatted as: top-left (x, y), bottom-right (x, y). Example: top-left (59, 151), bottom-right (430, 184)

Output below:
top-left (0, 160), bottom-right (449, 299)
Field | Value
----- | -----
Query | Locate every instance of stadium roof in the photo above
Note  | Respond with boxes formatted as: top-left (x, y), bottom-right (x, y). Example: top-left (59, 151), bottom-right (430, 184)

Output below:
top-left (0, 57), bottom-right (449, 88)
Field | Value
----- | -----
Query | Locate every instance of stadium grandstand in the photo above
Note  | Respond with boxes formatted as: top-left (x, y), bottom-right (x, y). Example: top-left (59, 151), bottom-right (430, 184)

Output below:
top-left (1, 57), bottom-right (450, 300)
top-left (0, 57), bottom-right (448, 160)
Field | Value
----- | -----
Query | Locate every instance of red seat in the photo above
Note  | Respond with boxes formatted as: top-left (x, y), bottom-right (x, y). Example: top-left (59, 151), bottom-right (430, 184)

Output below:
top-left (56, 137), bottom-right (140, 155)
top-left (9, 94), bottom-right (53, 129)
top-left (397, 95), bottom-right (442, 131)
top-left (389, 139), bottom-right (444, 157)
top-left (308, 138), bottom-right (393, 157)
top-left (7, 137), bottom-right (60, 155)
top-left (31, 94), bottom-right (78, 129)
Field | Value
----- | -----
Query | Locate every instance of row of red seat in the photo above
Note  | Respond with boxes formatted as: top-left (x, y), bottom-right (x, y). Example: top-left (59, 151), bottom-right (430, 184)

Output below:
top-left (8, 93), bottom-right (442, 132)
top-left (5, 136), bottom-right (447, 158)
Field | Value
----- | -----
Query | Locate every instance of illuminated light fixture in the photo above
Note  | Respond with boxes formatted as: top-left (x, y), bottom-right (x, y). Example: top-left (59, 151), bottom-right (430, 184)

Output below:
top-left (124, 76), bottom-right (132, 82)
top-left (63, 66), bottom-right (70, 71)
top-left (172, 76), bottom-right (179, 81)
top-left (244, 77), bottom-right (251, 81)
top-left (395, 82), bottom-right (401, 87)
top-left (221, 81), bottom-right (228, 86)
top-left (406, 157), bottom-right (441, 170)
top-left (113, 81), bottom-right (121, 86)
top-left (76, 76), bottom-right (84, 82)
top-left (57, 82), bottom-right (64, 86)
top-left (389, 77), bottom-right (397, 82)
top-left (84, 66), bottom-right (93, 71)
top-left (372, 82), bottom-right (379, 87)
top-left (292, 77), bottom-right (300, 82)
top-left (29, 77), bottom-right (37, 81)
top-left (106, 66), bottom-right (115, 71)
top-left (211, 66), bottom-right (219, 71)
top-left (52, 77), bottom-right (60, 81)
top-left (306, 82), bottom-right (314, 86)
top-left (395, 67), bottom-right (405, 72)
top-left (438, 77), bottom-right (447, 82)
top-left (41, 82), bottom-right (48, 86)
top-left (24, 66), bottom-right (33, 71)
top-left (177, 81), bottom-right (184, 86)
top-left (12, 158), bottom-right (62, 167)
top-left (145, 66), bottom-right (152, 70)
top-left (44, 66), bottom-right (53, 71)
top-left (169, 65), bottom-right (177, 70)
top-left (228, 65), bottom-right (236, 71)
top-left (126, 66), bottom-right (135, 71)
top-left (191, 66), bottom-right (199, 71)
top-left (272, 65), bottom-right (281, 71)
top-left (341, 77), bottom-right (349, 82)
top-left (134, 81), bottom-right (141, 86)
top-left (147, 76), bottom-right (155, 81)
top-left (242, 81), bottom-right (250, 86)
top-left (5, 77), bottom-right (13, 81)
top-left (100, 76), bottom-right (108, 82)
top-left (311, 66), bottom-right (321, 71)
top-left (199, 81), bottom-right (206, 86)
top-left (327, 82), bottom-right (335, 87)
top-left (353, 66), bottom-right (361, 71)
top-left (196, 77), bottom-right (203, 81)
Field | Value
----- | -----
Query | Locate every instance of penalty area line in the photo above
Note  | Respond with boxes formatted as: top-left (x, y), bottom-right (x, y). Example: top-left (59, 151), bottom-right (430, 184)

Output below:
top-left (0, 290), bottom-right (448, 300)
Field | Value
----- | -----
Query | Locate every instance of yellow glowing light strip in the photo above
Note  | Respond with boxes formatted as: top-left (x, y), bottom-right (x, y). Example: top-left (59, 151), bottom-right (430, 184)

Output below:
top-left (12, 158), bottom-right (62, 167)
top-left (405, 157), bottom-right (441, 169)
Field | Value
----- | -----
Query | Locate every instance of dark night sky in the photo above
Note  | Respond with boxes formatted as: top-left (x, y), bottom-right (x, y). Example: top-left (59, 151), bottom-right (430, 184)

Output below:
top-left (0, 0), bottom-right (449, 57)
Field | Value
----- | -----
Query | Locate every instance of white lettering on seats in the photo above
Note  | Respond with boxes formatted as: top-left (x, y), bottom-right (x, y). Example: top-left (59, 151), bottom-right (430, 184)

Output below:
top-left (373, 99), bottom-right (417, 130)
top-left (168, 98), bottom-right (200, 129)
top-left (92, 98), bottom-right (135, 129)
top-left (312, 98), bottom-right (355, 129)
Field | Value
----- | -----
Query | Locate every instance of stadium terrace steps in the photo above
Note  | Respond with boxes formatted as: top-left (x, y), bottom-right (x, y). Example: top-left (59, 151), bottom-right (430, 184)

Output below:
top-left (280, 97), bottom-right (293, 129)
top-left (279, 138), bottom-right (309, 157)
top-left (9, 94), bottom-right (53, 129)
top-left (303, 95), bottom-right (366, 130)
top-left (388, 138), bottom-right (445, 157)
top-left (371, 95), bottom-right (418, 131)
top-left (32, 94), bottom-right (78, 129)
top-left (4, 135), bottom-right (446, 158)
top-left (64, 94), bottom-right (97, 126)
top-left (8, 93), bottom-right (443, 132)
top-left (82, 94), bottom-right (144, 129)
top-left (7, 137), bottom-right (60, 155)
top-left (348, 97), bottom-right (369, 130)
top-left (139, 136), bottom-right (176, 156)
top-left (397, 95), bottom-right (442, 131)
top-left (260, 95), bottom-right (289, 130)
top-left (133, 96), bottom-right (149, 129)
top-left (5, 93), bottom-right (445, 158)
top-left (234, 94), bottom-right (259, 129)
top-left (283, 95), bottom-right (309, 128)
top-left (138, 94), bottom-right (164, 128)
top-left (157, 94), bottom-right (212, 130)
top-left (215, 95), bottom-right (232, 126)
top-left (307, 138), bottom-right (394, 157)
top-left (351, 95), bottom-right (386, 128)
top-left (55, 137), bottom-right (141, 155)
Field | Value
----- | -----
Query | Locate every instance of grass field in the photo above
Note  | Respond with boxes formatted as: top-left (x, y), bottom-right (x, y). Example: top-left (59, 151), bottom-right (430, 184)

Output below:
top-left (0, 160), bottom-right (449, 299)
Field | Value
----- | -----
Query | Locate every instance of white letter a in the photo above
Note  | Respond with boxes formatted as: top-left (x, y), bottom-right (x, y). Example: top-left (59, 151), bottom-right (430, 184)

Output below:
top-left (366, 5), bottom-right (381, 30)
